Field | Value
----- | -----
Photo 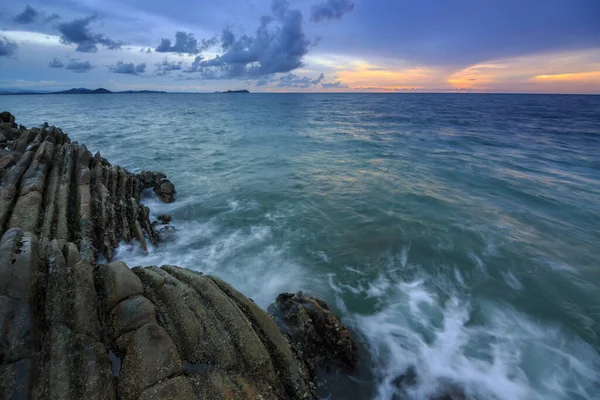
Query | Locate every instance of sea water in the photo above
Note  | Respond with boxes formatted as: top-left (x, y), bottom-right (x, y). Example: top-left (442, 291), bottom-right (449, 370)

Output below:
top-left (2, 93), bottom-right (600, 399)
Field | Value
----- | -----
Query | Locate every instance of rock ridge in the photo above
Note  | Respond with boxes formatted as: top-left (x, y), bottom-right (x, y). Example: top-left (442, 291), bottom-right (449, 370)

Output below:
top-left (0, 113), bottom-right (359, 399)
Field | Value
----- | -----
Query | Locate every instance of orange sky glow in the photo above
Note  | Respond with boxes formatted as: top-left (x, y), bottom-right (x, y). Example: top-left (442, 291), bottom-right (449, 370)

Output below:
top-left (269, 48), bottom-right (600, 94)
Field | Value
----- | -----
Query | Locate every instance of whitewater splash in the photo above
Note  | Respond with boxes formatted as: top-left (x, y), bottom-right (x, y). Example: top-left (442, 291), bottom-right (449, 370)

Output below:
top-left (329, 258), bottom-right (600, 400)
top-left (111, 194), bottom-right (600, 400)
top-left (113, 194), bottom-right (320, 309)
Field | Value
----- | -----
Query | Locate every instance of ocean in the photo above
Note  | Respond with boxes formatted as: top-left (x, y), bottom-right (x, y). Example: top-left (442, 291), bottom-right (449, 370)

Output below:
top-left (2, 93), bottom-right (599, 399)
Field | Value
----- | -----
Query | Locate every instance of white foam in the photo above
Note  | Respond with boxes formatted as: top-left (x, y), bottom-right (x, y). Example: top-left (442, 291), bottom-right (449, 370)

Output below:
top-left (113, 200), bottom-right (318, 309)
top-left (333, 269), bottom-right (600, 400)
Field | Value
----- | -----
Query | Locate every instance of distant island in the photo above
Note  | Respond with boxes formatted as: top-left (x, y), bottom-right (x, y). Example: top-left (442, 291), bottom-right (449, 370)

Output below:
top-left (0, 88), bottom-right (167, 95)
top-left (222, 89), bottom-right (250, 93)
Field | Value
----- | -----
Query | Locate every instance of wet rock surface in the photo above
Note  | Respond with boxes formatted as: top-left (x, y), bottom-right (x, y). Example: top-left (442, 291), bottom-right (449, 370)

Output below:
top-left (0, 113), bottom-right (360, 399)
top-left (0, 113), bottom-right (166, 262)
top-left (137, 170), bottom-right (176, 203)
top-left (269, 292), bottom-right (360, 384)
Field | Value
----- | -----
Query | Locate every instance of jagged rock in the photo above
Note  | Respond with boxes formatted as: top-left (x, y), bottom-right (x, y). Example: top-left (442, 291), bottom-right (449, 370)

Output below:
top-left (157, 213), bottom-right (172, 224)
top-left (136, 170), bottom-right (166, 189)
top-left (0, 114), bottom-right (175, 262)
top-left (155, 178), bottom-right (176, 203)
top-left (0, 114), bottom-right (359, 400)
top-left (269, 292), bottom-right (359, 382)
top-left (0, 111), bottom-right (16, 126)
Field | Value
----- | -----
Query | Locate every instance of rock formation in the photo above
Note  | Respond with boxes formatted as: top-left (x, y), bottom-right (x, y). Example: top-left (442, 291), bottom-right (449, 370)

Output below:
top-left (269, 292), bottom-right (359, 383)
top-left (0, 113), bottom-right (359, 399)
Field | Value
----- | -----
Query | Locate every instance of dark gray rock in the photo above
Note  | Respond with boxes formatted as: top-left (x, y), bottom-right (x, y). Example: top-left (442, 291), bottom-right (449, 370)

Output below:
top-left (157, 213), bottom-right (172, 224)
top-left (154, 178), bottom-right (176, 203)
top-left (269, 292), bottom-right (359, 381)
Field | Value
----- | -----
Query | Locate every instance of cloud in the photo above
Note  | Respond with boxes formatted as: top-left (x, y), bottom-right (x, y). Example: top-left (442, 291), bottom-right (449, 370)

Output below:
top-left (276, 73), bottom-right (324, 88)
top-left (15, 5), bottom-right (39, 24)
top-left (155, 32), bottom-right (217, 55)
top-left (155, 58), bottom-right (183, 76)
top-left (322, 80), bottom-right (347, 88)
top-left (48, 57), bottom-right (94, 74)
top-left (48, 58), bottom-right (64, 68)
top-left (65, 59), bottom-right (93, 73)
top-left (221, 28), bottom-right (235, 51)
top-left (271, 0), bottom-right (290, 21)
top-left (310, 0), bottom-right (355, 22)
top-left (110, 61), bottom-right (146, 75)
top-left (188, 6), bottom-right (310, 79)
top-left (57, 15), bottom-right (122, 53)
top-left (0, 36), bottom-right (18, 57)
top-left (45, 13), bottom-right (60, 23)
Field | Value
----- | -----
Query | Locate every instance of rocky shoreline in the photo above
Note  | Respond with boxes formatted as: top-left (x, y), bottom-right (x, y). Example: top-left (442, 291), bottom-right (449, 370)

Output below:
top-left (0, 112), bottom-right (359, 399)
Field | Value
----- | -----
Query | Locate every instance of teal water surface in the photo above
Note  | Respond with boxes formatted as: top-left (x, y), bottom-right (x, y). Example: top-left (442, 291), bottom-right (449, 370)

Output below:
top-left (2, 93), bottom-right (599, 399)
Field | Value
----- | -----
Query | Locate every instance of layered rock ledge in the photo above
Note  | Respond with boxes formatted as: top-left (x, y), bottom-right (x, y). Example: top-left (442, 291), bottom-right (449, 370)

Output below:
top-left (0, 113), bottom-right (359, 399)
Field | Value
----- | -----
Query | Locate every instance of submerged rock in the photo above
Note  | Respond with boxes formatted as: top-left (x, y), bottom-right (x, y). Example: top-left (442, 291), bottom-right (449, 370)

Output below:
top-left (157, 213), bottom-right (172, 224)
top-left (0, 112), bottom-right (360, 399)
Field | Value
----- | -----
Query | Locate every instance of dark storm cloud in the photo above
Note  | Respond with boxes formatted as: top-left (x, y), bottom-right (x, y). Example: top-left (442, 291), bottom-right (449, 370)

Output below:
top-left (65, 59), bottom-right (93, 73)
top-left (57, 15), bottom-right (122, 53)
top-left (155, 58), bottom-right (183, 76)
top-left (110, 61), bottom-right (146, 75)
top-left (155, 32), bottom-right (217, 54)
top-left (276, 73), bottom-right (324, 88)
top-left (0, 37), bottom-right (18, 57)
top-left (48, 58), bottom-right (64, 68)
top-left (347, 0), bottom-right (600, 67)
top-left (310, 0), bottom-right (354, 22)
top-left (15, 5), bottom-right (38, 24)
top-left (188, 5), bottom-right (310, 79)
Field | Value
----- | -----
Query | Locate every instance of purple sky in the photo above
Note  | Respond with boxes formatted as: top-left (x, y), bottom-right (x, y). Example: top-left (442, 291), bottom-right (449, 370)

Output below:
top-left (1, 0), bottom-right (599, 93)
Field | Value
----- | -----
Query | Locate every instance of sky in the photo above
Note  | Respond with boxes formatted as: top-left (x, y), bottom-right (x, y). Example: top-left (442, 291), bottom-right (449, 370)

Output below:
top-left (1, 0), bottom-right (599, 93)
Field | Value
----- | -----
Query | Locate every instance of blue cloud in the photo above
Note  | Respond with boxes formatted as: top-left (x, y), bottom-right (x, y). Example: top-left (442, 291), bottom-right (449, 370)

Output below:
top-left (155, 58), bottom-right (183, 76)
top-left (321, 80), bottom-right (347, 89)
top-left (65, 59), bottom-right (93, 73)
top-left (310, 0), bottom-right (355, 22)
top-left (48, 58), bottom-right (64, 68)
top-left (0, 36), bottom-right (18, 57)
top-left (271, 0), bottom-right (289, 21)
top-left (110, 61), bottom-right (146, 75)
top-left (14, 5), bottom-right (38, 24)
top-left (155, 32), bottom-right (217, 55)
top-left (57, 15), bottom-right (122, 52)
top-left (189, 5), bottom-right (310, 79)
top-left (277, 73), bottom-right (325, 88)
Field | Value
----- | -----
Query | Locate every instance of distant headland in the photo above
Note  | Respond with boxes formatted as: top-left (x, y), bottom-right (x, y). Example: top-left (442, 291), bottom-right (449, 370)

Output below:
top-left (0, 88), bottom-right (167, 95)
top-left (221, 89), bottom-right (250, 93)
top-left (0, 88), bottom-right (251, 95)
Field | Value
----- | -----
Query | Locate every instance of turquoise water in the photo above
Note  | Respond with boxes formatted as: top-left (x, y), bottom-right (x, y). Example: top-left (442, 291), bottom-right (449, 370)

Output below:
top-left (2, 93), bottom-right (600, 399)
